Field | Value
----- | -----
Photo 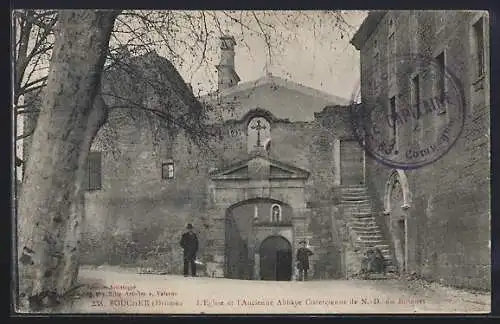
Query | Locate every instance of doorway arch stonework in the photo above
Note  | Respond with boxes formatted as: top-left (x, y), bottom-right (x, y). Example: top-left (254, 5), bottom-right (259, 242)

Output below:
top-left (383, 169), bottom-right (412, 274)
top-left (206, 151), bottom-right (310, 279)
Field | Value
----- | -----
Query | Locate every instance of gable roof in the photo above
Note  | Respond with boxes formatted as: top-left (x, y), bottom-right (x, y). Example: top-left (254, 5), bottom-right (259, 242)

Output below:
top-left (350, 11), bottom-right (387, 50)
top-left (201, 73), bottom-right (349, 105)
top-left (209, 155), bottom-right (310, 181)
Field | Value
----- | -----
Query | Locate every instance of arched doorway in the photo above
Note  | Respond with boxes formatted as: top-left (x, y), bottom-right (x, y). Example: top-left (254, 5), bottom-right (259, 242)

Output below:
top-left (259, 235), bottom-right (292, 281)
top-left (384, 170), bottom-right (411, 274)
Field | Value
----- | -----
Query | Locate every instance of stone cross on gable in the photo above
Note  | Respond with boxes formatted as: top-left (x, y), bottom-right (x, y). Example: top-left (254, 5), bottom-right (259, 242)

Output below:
top-left (250, 119), bottom-right (267, 147)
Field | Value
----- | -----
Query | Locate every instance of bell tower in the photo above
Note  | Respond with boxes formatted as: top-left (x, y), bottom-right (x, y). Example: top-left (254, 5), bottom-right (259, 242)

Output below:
top-left (216, 33), bottom-right (240, 91)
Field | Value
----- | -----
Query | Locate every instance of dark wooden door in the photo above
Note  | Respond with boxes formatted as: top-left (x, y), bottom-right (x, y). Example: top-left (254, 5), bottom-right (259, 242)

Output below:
top-left (275, 250), bottom-right (292, 281)
top-left (259, 253), bottom-right (276, 280)
top-left (259, 236), bottom-right (292, 281)
top-left (340, 140), bottom-right (364, 185)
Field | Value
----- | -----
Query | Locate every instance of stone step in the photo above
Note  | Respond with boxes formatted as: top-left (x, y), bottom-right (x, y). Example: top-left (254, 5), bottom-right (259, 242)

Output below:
top-left (350, 226), bottom-right (380, 232)
top-left (341, 192), bottom-right (368, 196)
top-left (345, 209), bottom-right (373, 214)
top-left (342, 204), bottom-right (373, 212)
top-left (350, 214), bottom-right (374, 219)
top-left (350, 215), bottom-right (376, 220)
top-left (344, 207), bottom-right (373, 212)
top-left (341, 200), bottom-right (371, 205)
top-left (340, 191), bottom-right (369, 195)
top-left (344, 205), bottom-right (372, 208)
top-left (356, 239), bottom-right (384, 244)
top-left (351, 222), bottom-right (378, 228)
top-left (350, 226), bottom-right (379, 232)
top-left (351, 217), bottom-right (375, 222)
top-left (386, 265), bottom-right (397, 272)
top-left (341, 191), bottom-right (369, 195)
top-left (341, 197), bottom-right (371, 202)
top-left (373, 244), bottom-right (390, 250)
top-left (340, 187), bottom-right (368, 191)
top-left (349, 219), bottom-right (378, 225)
top-left (350, 211), bottom-right (373, 215)
top-left (341, 185), bottom-right (367, 189)
top-left (350, 229), bottom-right (381, 235)
top-left (355, 243), bottom-right (389, 250)
top-left (358, 234), bottom-right (383, 239)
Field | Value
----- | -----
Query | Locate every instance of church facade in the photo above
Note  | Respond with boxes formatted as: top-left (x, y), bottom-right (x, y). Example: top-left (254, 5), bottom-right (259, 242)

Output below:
top-left (78, 34), bottom-right (375, 281)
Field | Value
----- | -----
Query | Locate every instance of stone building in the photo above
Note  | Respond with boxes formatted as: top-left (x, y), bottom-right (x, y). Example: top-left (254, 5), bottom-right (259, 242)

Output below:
top-left (21, 12), bottom-right (489, 289)
top-left (77, 34), bottom-right (381, 281)
top-left (350, 10), bottom-right (490, 289)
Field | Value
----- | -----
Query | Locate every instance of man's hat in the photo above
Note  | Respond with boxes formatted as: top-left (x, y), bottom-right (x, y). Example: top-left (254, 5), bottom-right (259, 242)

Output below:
top-left (186, 223), bottom-right (193, 229)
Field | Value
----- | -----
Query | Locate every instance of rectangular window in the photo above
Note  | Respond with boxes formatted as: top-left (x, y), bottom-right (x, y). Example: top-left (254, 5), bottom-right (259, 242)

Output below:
top-left (389, 96), bottom-right (397, 139)
top-left (373, 51), bottom-right (380, 89)
top-left (411, 74), bottom-right (421, 119)
top-left (84, 151), bottom-right (102, 191)
top-left (435, 51), bottom-right (446, 114)
top-left (473, 17), bottom-right (485, 78)
top-left (162, 160), bottom-right (174, 179)
top-left (387, 19), bottom-right (397, 91)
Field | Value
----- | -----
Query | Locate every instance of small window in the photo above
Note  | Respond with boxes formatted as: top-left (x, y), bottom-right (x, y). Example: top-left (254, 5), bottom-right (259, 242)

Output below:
top-left (389, 96), bottom-right (397, 135)
top-left (162, 160), bottom-right (174, 179)
top-left (373, 51), bottom-right (380, 88)
top-left (388, 96), bottom-right (398, 152)
top-left (388, 17), bottom-right (395, 37)
top-left (84, 151), bottom-right (102, 191)
top-left (473, 17), bottom-right (485, 78)
top-left (435, 51), bottom-right (447, 114)
top-left (411, 74), bottom-right (421, 119)
top-left (271, 204), bottom-right (282, 222)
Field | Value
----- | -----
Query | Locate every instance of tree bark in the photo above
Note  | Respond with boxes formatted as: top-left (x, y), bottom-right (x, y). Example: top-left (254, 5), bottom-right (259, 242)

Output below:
top-left (58, 92), bottom-right (108, 296)
top-left (17, 10), bottom-right (118, 312)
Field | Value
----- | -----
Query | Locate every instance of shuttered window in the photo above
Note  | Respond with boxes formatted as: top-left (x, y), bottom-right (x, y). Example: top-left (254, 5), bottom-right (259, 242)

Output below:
top-left (84, 151), bottom-right (102, 191)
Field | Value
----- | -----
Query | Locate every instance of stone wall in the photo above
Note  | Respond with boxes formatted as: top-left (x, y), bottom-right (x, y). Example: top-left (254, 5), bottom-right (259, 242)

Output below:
top-left (80, 102), bottom-right (355, 278)
top-left (357, 11), bottom-right (490, 289)
top-left (76, 48), bottom-right (359, 280)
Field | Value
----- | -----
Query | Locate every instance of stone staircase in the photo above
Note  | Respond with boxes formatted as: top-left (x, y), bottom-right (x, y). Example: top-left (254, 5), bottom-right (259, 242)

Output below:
top-left (340, 185), bottom-right (396, 274)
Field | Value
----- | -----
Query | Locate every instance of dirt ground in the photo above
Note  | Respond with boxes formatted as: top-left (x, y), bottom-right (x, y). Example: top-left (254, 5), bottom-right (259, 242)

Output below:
top-left (62, 265), bottom-right (490, 314)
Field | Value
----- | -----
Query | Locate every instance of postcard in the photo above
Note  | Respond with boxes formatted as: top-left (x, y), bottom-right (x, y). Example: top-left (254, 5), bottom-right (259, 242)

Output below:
top-left (12, 9), bottom-right (491, 314)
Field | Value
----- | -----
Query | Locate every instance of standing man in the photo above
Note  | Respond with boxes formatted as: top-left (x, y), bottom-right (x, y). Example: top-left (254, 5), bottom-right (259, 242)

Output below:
top-left (180, 223), bottom-right (199, 277)
top-left (296, 240), bottom-right (314, 281)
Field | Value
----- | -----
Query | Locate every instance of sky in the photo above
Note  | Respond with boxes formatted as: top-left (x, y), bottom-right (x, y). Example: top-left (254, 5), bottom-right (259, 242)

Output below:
top-left (16, 10), bottom-right (368, 179)
top-left (172, 10), bottom-right (368, 99)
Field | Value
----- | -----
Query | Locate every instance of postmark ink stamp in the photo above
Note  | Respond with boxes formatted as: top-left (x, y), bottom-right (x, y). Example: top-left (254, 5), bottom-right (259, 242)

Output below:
top-left (349, 53), bottom-right (466, 169)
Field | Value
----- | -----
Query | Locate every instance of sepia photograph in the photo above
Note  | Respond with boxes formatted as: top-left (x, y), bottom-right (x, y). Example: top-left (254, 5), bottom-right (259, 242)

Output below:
top-left (11, 9), bottom-right (491, 314)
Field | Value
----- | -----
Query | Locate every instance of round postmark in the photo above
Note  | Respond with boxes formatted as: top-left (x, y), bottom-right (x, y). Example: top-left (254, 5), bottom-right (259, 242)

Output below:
top-left (349, 53), bottom-right (465, 170)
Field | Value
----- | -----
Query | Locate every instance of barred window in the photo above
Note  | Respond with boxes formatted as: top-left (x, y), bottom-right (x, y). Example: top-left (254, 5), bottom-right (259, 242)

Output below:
top-left (162, 160), bottom-right (174, 179)
top-left (84, 151), bottom-right (102, 191)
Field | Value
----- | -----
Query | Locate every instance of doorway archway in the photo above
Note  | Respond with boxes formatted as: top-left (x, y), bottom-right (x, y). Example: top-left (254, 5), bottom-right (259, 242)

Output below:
top-left (384, 169), bottom-right (411, 274)
top-left (259, 235), bottom-right (292, 281)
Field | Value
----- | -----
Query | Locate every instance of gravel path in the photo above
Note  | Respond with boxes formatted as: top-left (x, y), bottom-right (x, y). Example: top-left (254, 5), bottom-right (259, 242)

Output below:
top-left (64, 266), bottom-right (490, 314)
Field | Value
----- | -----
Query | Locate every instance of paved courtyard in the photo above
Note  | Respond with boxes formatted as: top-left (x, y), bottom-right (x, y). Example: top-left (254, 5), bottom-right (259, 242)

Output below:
top-left (64, 265), bottom-right (490, 314)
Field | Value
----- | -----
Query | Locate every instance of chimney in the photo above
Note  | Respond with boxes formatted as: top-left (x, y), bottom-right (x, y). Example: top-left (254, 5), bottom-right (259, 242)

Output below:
top-left (216, 32), bottom-right (240, 91)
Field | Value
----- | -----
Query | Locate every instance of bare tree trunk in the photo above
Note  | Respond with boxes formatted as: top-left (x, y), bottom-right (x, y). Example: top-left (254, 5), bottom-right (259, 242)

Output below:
top-left (17, 10), bottom-right (118, 312)
top-left (58, 93), bottom-right (108, 295)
